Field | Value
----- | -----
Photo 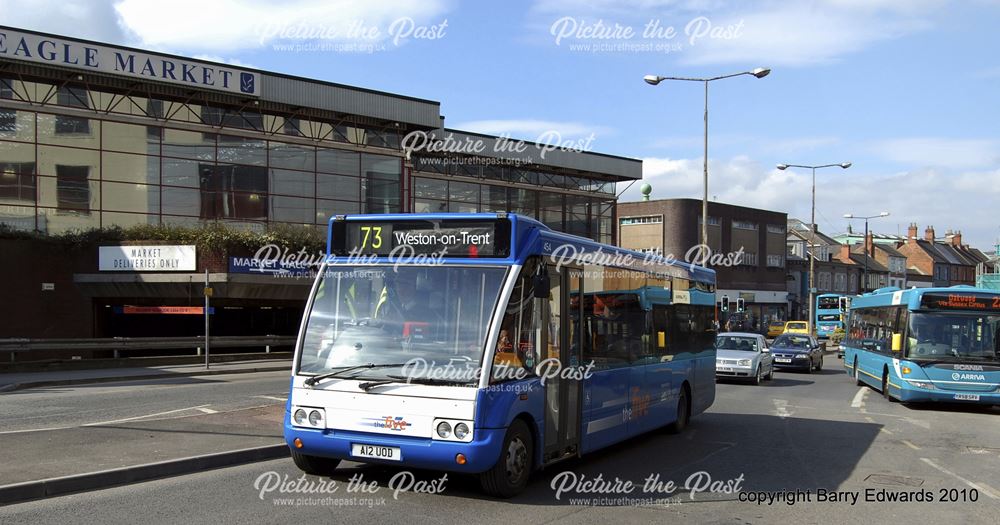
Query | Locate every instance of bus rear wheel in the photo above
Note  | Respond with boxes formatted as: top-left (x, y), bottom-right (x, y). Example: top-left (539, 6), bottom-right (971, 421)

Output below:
top-left (480, 419), bottom-right (533, 498)
top-left (666, 387), bottom-right (690, 434)
top-left (290, 450), bottom-right (341, 476)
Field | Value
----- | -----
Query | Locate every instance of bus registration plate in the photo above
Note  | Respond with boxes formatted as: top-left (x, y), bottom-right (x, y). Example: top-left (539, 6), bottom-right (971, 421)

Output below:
top-left (352, 444), bottom-right (401, 461)
top-left (954, 393), bottom-right (980, 401)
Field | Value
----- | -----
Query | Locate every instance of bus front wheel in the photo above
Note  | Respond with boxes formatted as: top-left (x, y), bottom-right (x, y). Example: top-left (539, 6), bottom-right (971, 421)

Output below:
top-left (882, 371), bottom-right (896, 403)
top-left (480, 419), bottom-right (533, 498)
top-left (290, 450), bottom-right (341, 476)
top-left (854, 358), bottom-right (863, 386)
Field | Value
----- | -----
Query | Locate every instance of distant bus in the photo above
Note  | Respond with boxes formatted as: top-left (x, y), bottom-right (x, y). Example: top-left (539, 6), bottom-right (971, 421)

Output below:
top-left (815, 293), bottom-right (849, 338)
top-left (843, 286), bottom-right (1000, 404)
top-left (284, 213), bottom-right (717, 497)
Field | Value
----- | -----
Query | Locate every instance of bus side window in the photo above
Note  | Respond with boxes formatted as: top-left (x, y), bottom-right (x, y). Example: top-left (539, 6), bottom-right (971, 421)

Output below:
top-left (652, 304), bottom-right (670, 359)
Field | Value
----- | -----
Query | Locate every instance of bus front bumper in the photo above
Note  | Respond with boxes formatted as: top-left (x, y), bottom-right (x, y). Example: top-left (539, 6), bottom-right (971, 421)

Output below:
top-left (284, 422), bottom-right (507, 473)
top-left (895, 384), bottom-right (1000, 404)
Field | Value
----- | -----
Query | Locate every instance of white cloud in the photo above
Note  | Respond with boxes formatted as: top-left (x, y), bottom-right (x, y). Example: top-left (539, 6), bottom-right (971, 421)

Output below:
top-left (451, 119), bottom-right (613, 140)
top-left (114, 0), bottom-right (452, 52)
top-left (531, 0), bottom-right (947, 66)
top-left (0, 1), bottom-right (452, 53)
top-left (621, 154), bottom-right (1000, 248)
top-left (874, 138), bottom-right (1000, 168)
top-left (650, 134), bottom-right (840, 155)
top-left (0, 0), bottom-right (127, 43)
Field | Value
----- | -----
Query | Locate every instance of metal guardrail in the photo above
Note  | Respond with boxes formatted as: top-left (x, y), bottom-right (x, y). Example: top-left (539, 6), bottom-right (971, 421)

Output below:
top-left (0, 335), bottom-right (296, 361)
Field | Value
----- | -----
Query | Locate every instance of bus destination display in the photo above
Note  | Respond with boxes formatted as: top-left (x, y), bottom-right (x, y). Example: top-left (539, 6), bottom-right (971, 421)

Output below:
top-left (920, 292), bottom-right (1000, 311)
top-left (332, 219), bottom-right (510, 258)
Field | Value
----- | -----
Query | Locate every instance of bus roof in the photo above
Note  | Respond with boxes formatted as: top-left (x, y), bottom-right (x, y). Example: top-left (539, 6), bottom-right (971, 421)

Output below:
top-left (850, 285), bottom-right (1000, 311)
top-left (325, 212), bottom-right (715, 286)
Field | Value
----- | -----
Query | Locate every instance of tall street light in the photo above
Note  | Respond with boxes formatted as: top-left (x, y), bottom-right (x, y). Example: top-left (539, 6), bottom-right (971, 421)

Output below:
top-left (644, 67), bottom-right (770, 248)
top-left (844, 211), bottom-right (890, 293)
top-left (776, 162), bottom-right (852, 335)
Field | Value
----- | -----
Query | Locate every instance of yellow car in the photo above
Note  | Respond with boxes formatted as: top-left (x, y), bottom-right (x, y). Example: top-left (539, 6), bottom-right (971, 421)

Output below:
top-left (783, 321), bottom-right (810, 335)
top-left (766, 321), bottom-right (785, 338)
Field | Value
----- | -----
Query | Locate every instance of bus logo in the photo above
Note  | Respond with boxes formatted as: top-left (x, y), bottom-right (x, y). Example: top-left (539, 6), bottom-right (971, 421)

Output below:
top-left (374, 416), bottom-right (411, 431)
top-left (952, 373), bottom-right (986, 381)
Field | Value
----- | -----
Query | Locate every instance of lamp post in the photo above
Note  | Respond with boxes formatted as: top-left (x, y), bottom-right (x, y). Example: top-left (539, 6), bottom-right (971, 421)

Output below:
top-left (644, 67), bottom-right (770, 248)
top-left (777, 162), bottom-right (852, 335)
top-left (843, 212), bottom-right (890, 293)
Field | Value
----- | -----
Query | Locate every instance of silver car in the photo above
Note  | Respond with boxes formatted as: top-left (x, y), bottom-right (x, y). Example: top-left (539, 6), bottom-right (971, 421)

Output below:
top-left (715, 332), bottom-right (774, 385)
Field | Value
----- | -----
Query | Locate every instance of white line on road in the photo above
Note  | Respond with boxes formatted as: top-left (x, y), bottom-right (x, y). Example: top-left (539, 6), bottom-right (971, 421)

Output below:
top-left (879, 427), bottom-right (894, 435)
top-left (920, 458), bottom-right (1000, 500)
top-left (195, 407), bottom-right (218, 414)
top-left (850, 387), bottom-right (867, 408)
top-left (0, 404), bottom-right (214, 434)
top-left (773, 399), bottom-right (792, 418)
top-left (901, 440), bottom-right (921, 450)
top-left (255, 395), bottom-right (287, 402)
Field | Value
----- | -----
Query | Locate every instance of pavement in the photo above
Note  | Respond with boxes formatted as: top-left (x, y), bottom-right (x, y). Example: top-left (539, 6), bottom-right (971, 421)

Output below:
top-left (0, 358), bottom-right (292, 392)
top-left (0, 369), bottom-right (293, 504)
top-left (2, 353), bottom-right (998, 523)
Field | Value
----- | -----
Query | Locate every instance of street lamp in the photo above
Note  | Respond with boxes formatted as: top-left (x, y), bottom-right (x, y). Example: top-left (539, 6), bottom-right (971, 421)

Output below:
top-left (777, 162), bottom-right (852, 335)
top-left (644, 67), bottom-right (770, 248)
top-left (843, 211), bottom-right (890, 293)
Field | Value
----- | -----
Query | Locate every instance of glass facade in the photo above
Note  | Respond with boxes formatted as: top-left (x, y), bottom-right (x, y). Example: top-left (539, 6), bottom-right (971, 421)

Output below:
top-left (1, 74), bottom-right (620, 242)
top-left (412, 176), bottom-right (615, 244)
top-left (0, 79), bottom-right (402, 234)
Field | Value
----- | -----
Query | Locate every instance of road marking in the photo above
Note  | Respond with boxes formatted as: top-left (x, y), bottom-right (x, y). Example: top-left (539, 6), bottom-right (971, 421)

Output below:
top-left (255, 395), bottom-right (287, 402)
top-left (773, 399), bottom-right (792, 418)
top-left (879, 427), bottom-right (894, 435)
top-left (195, 407), bottom-right (218, 414)
top-left (920, 458), bottom-right (1000, 500)
top-left (0, 404), bottom-right (214, 434)
top-left (850, 387), bottom-right (867, 409)
top-left (864, 416), bottom-right (875, 423)
top-left (901, 440), bottom-right (921, 450)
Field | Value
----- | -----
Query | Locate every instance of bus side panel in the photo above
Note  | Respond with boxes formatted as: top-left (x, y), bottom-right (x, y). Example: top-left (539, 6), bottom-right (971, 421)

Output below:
top-left (476, 379), bottom-right (546, 467)
top-left (691, 349), bottom-right (716, 416)
top-left (579, 368), bottom-right (630, 454)
top-left (637, 362), bottom-right (674, 435)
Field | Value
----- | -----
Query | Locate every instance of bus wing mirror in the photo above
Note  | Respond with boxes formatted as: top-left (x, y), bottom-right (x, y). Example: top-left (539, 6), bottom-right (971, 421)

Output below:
top-left (891, 333), bottom-right (903, 353)
top-left (532, 272), bottom-right (550, 298)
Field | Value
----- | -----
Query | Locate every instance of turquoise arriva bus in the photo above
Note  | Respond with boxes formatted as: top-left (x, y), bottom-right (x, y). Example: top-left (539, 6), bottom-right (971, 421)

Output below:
top-left (284, 213), bottom-right (718, 497)
top-left (815, 293), bottom-right (849, 338)
top-left (843, 286), bottom-right (1000, 404)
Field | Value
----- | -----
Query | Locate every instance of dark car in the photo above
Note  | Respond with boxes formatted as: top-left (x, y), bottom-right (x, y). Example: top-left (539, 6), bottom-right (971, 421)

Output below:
top-left (769, 333), bottom-right (824, 372)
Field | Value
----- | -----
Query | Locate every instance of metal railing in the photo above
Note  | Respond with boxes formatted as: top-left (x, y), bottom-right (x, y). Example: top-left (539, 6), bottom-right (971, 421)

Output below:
top-left (0, 335), bottom-right (296, 362)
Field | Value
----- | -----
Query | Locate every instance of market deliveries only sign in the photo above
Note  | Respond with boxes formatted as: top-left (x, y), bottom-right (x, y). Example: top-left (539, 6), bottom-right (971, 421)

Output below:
top-left (99, 245), bottom-right (197, 272)
top-left (0, 27), bottom-right (260, 96)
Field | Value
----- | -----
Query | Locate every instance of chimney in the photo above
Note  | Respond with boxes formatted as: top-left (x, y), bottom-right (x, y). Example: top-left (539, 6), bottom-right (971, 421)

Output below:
top-left (952, 230), bottom-right (962, 247)
top-left (907, 223), bottom-right (918, 243)
top-left (865, 231), bottom-right (874, 257)
top-left (839, 242), bottom-right (852, 262)
top-left (924, 225), bottom-right (935, 242)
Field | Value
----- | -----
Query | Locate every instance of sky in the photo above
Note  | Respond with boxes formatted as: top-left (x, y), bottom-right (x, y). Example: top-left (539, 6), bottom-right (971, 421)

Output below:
top-left (2, 0), bottom-right (999, 249)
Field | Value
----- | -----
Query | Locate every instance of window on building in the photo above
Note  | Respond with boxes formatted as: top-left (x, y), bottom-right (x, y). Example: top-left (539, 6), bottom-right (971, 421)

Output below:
top-left (741, 252), bottom-right (758, 266)
top-left (732, 220), bottom-right (758, 230)
top-left (0, 162), bottom-right (36, 202)
top-left (834, 273), bottom-right (847, 292)
top-left (766, 224), bottom-right (785, 234)
top-left (849, 273), bottom-right (858, 293)
top-left (766, 254), bottom-right (784, 267)
top-left (199, 164), bottom-right (268, 220)
top-left (283, 117), bottom-right (302, 136)
top-left (0, 78), bottom-right (13, 99)
top-left (697, 216), bottom-right (721, 226)
top-left (620, 215), bottom-right (662, 225)
top-left (55, 165), bottom-right (91, 212)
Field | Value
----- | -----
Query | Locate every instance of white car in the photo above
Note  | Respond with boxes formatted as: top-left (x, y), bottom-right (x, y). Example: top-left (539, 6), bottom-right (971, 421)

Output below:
top-left (715, 332), bottom-right (774, 385)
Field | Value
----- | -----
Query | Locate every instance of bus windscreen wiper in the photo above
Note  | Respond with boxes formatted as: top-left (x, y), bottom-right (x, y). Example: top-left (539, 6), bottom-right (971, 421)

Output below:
top-left (304, 363), bottom-right (407, 387)
top-left (385, 374), bottom-right (475, 386)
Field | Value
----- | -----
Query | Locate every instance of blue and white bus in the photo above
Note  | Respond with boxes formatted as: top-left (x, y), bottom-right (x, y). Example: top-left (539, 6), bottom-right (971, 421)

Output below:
top-left (815, 293), bottom-right (849, 338)
top-left (843, 286), bottom-right (1000, 404)
top-left (284, 213), bottom-right (717, 497)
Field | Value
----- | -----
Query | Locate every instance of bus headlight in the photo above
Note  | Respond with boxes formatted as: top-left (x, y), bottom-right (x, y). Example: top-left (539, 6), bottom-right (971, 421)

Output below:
top-left (454, 422), bottom-right (470, 440)
top-left (436, 421), bottom-right (452, 438)
top-left (293, 409), bottom-right (307, 425)
top-left (308, 410), bottom-right (324, 427)
top-left (909, 381), bottom-right (936, 390)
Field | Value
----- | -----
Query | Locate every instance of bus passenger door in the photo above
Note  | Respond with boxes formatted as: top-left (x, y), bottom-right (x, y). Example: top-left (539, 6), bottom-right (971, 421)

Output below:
top-left (540, 264), bottom-right (581, 463)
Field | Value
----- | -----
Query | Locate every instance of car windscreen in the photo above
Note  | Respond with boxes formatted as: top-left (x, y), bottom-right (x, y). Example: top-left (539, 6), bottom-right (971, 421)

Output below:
top-left (715, 336), bottom-right (759, 352)
top-left (773, 335), bottom-right (810, 348)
